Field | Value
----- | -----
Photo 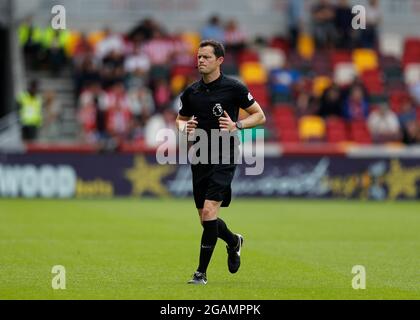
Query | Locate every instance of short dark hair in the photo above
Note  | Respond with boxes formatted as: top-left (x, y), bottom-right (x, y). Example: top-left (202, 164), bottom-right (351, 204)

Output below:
top-left (199, 40), bottom-right (225, 58)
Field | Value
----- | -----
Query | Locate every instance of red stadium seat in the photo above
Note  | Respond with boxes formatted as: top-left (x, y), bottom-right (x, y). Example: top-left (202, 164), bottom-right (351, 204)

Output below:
top-left (361, 69), bottom-right (384, 95)
top-left (269, 36), bottom-right (290, 54)
top-left (279, 128), bottom-right (300, 143)
top-left (349, 120), bottom-right (372, 144)
top-left (248, 84), bottom-right (270, 108)
top-left (389, 90), bottom-right (411, 114)
top-left (331, 50), bottom-right (352, 68)
top-left (403, 38), bottom-right (420, 66)
top-left (238, 49), bottom-right (260, 64)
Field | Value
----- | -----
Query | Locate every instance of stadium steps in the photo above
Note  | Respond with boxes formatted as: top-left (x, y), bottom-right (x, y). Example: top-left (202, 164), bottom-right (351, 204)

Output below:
top-left (26, 68), bottom-right (80, 142)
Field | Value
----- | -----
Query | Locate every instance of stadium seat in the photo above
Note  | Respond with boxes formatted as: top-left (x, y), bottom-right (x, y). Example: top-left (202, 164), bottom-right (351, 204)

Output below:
top-left (181, 31), bottom-right (200, 53)
top-left (389, 90), bottom-right (411, 113)
top-left (248, 84), bottom-right (269, 108)
top-left (87, 31), bottom-right (105, 47)
top-left (404, 63), bottom-right (420, 86)
top-left (298, 116), bottom-right (326, 141)
top-left (334, 63), bottom-right (357, 86)
top-left (361, 69), bottom-right (384, 95)
top-left (170, 74), bottom-right (186, 95)
top-left (403, 38), bottom-right (420, 66)
top-left (331, 50), bottom-right (352, 68)
top-left (349, 120), bottom-right (372, 144)
top-left (66, 31), bottom-right (81, 56)
top-left (171, 65), bottom-right (195, 77)
top-left (326, 117), bottom-right (348, 143)
top-left (279, 128), bottom-right (300, 143)
top-left (239, 62), bottom-right (267, 85)
top-left (379, 33), bottom-right (403, 59)
top-left (313, 76), bottom-right (332, 97)
top-left (238, 49), bottom-right (260, 64)
top-left (269, 36), bottom-right (290, 54)
top-left (297, 33), bottom-right (315, 60)
top-left (259, 48), bottom-right (286, 71)
top-left (353, 49), bottom-right (379, 74)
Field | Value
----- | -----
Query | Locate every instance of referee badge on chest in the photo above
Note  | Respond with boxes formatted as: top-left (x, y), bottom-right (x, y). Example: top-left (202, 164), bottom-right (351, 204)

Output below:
top-left (212, 103), bottom-right (224, 117)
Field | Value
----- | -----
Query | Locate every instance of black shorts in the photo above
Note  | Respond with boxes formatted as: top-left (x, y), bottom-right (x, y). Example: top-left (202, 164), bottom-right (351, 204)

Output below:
top-left (191, 163), bottom-right (237, 209)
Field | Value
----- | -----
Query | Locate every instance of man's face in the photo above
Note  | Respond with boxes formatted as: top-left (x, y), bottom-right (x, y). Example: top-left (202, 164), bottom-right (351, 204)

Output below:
top-left (197, 46), bottom-right (223, 75)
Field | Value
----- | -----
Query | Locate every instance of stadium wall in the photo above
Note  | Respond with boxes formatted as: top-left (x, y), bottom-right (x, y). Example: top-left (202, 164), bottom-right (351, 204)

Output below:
top-left (1, 153), bottom-right (419, 200)
top-left (14, 0), bottom-right (420, 37)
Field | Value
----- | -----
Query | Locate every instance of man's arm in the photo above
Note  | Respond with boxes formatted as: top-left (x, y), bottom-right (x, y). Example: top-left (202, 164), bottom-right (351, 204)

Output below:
top-left (238, 102), bottom-right (266, 129)
top-left (176, 114), bottom-right (198, 135)
top-left (218, 102), bottom-right (266, 131)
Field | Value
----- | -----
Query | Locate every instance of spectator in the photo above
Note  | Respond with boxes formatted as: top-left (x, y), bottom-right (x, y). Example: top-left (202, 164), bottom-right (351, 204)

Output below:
top-left (224, 19), bottom-right (247, 56)
top-left (398, 98), bottom-right (420, 144)
top-left (359, 0), bottom-right (381, 48)
top-left (124, 44), bottom-right (151, 88)
top-left (287, 0), bottom-right (305, 50)
top-left (152, 78), bottom-right (172, 111)
top-left (95, 27), bottom-right (125, 60)
top-left (144, 107), bottom-right (177, 148)
top-left (343, 86), bottom-right (369, 120)
top-left (409, 81), bottom-right (420, 105)
top-left (295, 91), bottom-right (318, 118)
top-left (142, 29), bottom-right (174, 66)
top-left (128, 85), bottom-right (155, 124)
top-left (367, 103), bottom-right (401, 143)
top-left (319, 84), bottom-right (343, 118)
top-left (78, 81), bottom-right (106, 143)
top-left (40, 90), bottom-right (60, 142)
top-left (105, 83), bottom-right (133, 142)
top-left (335, 0), bottom-right (354, 49)
top-left (19, 17), bottom-right (43, 69)
top-left (127, 18), bottom-right (158, 42)
top-left (74, 56), bottom-right (101, 95)
top-left (73, 33), bottom-right (94, 63)
top-left (42, 27), bottom-right (70, 75)
top-left (101, 50), bottom-right (126, 89)
top-left (311, 0), bottom-right (336, 49)
top-left (17, 80), bottom-right (43, 142)
top-left (200, 15), bottom-right (225, 43)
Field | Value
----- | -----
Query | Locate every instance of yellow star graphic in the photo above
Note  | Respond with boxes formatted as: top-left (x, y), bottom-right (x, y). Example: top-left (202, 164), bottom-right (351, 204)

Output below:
top-left (125, 156), bottom-right (175, 197)
top-left (385, 160), bottom-right (420, 200)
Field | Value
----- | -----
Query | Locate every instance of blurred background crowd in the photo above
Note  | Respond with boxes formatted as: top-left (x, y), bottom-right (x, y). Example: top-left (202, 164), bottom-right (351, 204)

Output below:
top-left (16, 0), bottom-right (420, 151)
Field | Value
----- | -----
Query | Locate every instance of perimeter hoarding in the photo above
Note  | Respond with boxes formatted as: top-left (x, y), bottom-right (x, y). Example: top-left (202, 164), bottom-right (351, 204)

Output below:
top-left (0, 153), bottom-right (419, 200)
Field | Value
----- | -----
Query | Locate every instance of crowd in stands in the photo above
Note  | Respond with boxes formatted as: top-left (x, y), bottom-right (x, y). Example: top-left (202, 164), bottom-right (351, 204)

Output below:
top-left (18, 0), bottom-right (420, 149)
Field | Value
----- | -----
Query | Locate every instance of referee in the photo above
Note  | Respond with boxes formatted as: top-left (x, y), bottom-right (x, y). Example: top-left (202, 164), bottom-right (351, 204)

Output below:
top-left (176, 40), bottom-right (266, 285)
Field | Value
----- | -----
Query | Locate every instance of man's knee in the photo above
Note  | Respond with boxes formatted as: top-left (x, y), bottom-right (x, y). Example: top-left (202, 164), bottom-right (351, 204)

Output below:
top-left (201, 206), bottom-right (217, 221)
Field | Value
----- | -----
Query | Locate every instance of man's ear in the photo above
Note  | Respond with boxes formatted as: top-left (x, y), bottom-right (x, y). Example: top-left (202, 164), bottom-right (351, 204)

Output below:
top-left (217, 56), bottom-right (224, 65)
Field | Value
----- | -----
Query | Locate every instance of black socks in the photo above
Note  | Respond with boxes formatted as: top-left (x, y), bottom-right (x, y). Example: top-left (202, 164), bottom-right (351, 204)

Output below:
top-left (197, 220), bottom-right (218, 274)
top-left (217, 218), bottom-right (238, 248)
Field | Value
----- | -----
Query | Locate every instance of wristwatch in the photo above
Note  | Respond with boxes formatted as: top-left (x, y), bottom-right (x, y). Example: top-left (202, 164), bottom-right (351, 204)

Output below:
top-left (235, 121), bottom-right (243, 130)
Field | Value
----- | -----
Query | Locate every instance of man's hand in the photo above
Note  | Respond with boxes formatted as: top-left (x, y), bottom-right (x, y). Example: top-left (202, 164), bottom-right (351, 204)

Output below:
top-left (218, 111), bottom-right (236, 132)
top-left (184, 116), bottom-right (198, 135)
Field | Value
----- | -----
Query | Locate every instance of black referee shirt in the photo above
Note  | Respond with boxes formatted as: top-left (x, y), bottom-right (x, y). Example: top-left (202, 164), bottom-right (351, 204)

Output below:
top-left (178, 73), bottom-right (256, 164)
top-left (179, 73), bottom-right (255, 129)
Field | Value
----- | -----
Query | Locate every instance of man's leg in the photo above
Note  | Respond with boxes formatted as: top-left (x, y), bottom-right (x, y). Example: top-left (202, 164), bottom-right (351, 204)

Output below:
top-left (198, 209), bottom-right (237, 248)
top-left (196, 200), bottom-right (221, 275)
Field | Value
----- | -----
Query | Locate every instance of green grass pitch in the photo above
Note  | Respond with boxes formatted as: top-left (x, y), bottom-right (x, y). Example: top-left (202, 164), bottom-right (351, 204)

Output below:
top-left (0, 198), bottom-right (419, 300)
